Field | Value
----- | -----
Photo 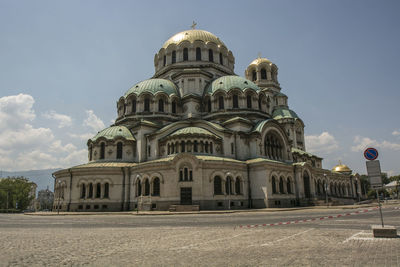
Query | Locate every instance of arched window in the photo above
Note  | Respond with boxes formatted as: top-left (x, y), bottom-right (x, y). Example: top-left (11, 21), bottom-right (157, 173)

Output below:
top-left (144, 179), bottom-right (150, 196)
top-left (89, 183), bottom-right (93, 198)
top-left (89, 145), bottom-right (92, 161)
top-left (214, 176), bottom-right (222, 195)
top-left (144, 98), bottom-right (150, 112)
top-left (181, 141), bottom-right (185, 152)
top-left (205, 142), bottom-right (209, 153)
top-left (210, 142), bottom-right (213, 154)
top-left (184, 168), bottom-right (188, 181)
top-left (208, 49), bottom-right (213, 62)
top-left (261, 68), bottom-right (267, 79)
top-left (233, 94), bottom-right (239, 108)
top-left (264, 132), bottom-right (284, 160)
top-left (179, 169), bottom-right (183, 181)
top-left (196, 47), bottom-right (201, 61)
top-left (96, 183), bottom-right (101, 198)
top-left (279, 177), bottom-right (284, 194)
top-left (100, 143), bottom-right (105, 159)
top-left (252, 70), bottom-right (256, 81)
top-left (207, 98), bottom-right (211, 112)
top-left (218, 96), bottom-right (224, 110)
top-left (104, 183), bottom-right (109, 198)
top-left (172, 100), bottom-right (176, 114)
top-left (116, 142), bottom-right (123, 159)
top-left (235, 178), bottom-right (241, 194)
top-left (287, 179), bottom-right (292, 194)
top-left (258, 95), bottom-right (263, 110)
top-left (247, 95), bottom-right (252, 108)
top-left (80, 184), bottom-right (86, 199)
top-left (183, 48), bottom-right (188, 61)
top-left (226, 176), bottom-right (232, 195)
top-left (219, 53), bottom-right (223, 65)
top-left (163, 55), bottom-right (166, 66)
top-left (132, 100), bottom-right (136, 113)
top-left (303, 172), bottom-right (311, 198)
top-left (136, 180), bottom-right (142, 196)
top-left (272, 177), bottom-right (277, 194)
top-left (194, 141), bottom-right (198, 152)
top-left (172, 50), bottom-right (176, 64)
top-left (152, 177), bottom-right (160, 196)
top-left (158, 99), bottom-right (164, 112)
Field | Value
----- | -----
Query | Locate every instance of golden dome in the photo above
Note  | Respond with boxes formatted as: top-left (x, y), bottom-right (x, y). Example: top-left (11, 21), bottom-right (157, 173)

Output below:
top-left (162, 29), bottom-right (226, 49)
top-left (332, 161), bottom-right (352, 173)
top-left (249, 57), bottom-right (272, 66)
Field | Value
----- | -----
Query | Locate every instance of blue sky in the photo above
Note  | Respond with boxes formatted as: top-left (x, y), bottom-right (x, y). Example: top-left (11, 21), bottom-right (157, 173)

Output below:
top-left (0, 0), bottom-right (399, 176)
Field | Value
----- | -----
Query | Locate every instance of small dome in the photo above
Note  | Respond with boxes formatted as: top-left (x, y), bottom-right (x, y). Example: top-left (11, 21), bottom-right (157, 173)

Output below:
top-left (90, 126), bottom-right (135, 142)
top-left (249, 57), bottom-right (272, 66)
top-left (332, 161), bottom-right (352, 173)
top-left (169, 127), bottom-right (220, 139)
top-left (162, 29), bottom-right (226, 49)
top-left (207, 75), bottom-right (260, 95)
top-left (272, 107), bottom-right (299, 120)
top-left (124, 79), bottom-right (178, 98)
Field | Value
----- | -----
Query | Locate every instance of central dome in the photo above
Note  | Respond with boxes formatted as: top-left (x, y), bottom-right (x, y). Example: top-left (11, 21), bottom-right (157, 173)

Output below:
top-left (162, 29), bottom-right (226, 49)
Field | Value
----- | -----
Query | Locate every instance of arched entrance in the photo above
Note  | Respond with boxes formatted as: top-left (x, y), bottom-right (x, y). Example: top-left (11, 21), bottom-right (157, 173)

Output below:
top-left (303, 172), bottom-right (311, 198)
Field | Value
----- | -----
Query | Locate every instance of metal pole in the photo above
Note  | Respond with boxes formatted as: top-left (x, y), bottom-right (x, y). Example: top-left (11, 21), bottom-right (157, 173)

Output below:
top-left (376, 189), bottom-right (384, 227)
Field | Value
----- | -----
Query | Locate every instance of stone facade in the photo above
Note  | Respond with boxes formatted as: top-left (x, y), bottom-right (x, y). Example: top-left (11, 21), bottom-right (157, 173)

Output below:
top-left (53, 28), bottom-right (362, 211)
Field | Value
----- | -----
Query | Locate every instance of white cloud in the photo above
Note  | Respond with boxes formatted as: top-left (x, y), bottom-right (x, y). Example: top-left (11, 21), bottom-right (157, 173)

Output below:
top-left (43, 110), bottom-right (72, 128)
top-left (68, 133), bottom-right (93, 141)
top-left (392, 130), bottom-right (400, 136)
top-left (305, 132), bottom-right (338, 154)
top-left (83, 110), bottom-right (105, 132)
top-left (351, 135), bottom-right (400, 152)
top-left (0, 94), bottom-right (90, 171)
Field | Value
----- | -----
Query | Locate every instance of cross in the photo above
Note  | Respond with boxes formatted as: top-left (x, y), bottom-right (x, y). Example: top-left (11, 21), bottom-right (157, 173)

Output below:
top-left (191, 21), bottom-right (197, 29)
top-left (258, 52), bottom-right (262, 59)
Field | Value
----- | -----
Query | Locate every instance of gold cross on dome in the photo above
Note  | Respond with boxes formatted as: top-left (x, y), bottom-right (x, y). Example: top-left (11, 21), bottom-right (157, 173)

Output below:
top-left (258, 52), bottom-right (262, 59)
top-left (191, 21), bottom-right (197, 29)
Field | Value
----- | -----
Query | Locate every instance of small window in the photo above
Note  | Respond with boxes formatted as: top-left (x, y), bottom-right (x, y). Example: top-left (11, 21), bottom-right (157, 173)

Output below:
top-left (219, 53), bottom-right (223, 65)
top-left (214, 176), bottom-right (222, 195)
top-left (231, 143), bottom-right (234, 154)
top-left (89, 145), bottom-right (92, 161)
top-left (144, 179), bottom-right (150, 196)
top-left (183, 48), bottom-right (188, 61)
top-left (96, 183), bottom-right (101, 198)
top-left (207, 99), bottom-right (211, 112)
top-left (194, 141), bottom-right (198, 152)
top-left (179, 170), bottom-right (183, 181)
top-left (235, 178), bottom-right (241, 194)
top-left (208, 49), bottom-right (213, 62)
top-left (172, 101), bottom-right (176, 114)
top-left (89, 183), bottom-right (93, 198)
top-left (102, 205), bottom-right (107, 209)
top-left (181, 141), bottom-right (185, 152)
top-left (116, 142), bottom-right (123, 159)
top-left (196, 47), bottom-right (201, 61)
top-left (132, 100), bottom-right (136, 113)
top-left (148, 145), bottom-right (151, 157)
top-left (136, 180), bottom-right (142, 196)
top-left (100, 143), bottom-right (105, 159)
top-left (86, 205), bottom-right (90, 209)
top-left (152, 177), bottom-right (160, 196)
top-left (94, 205), bottom-right (99, 209)
top-left (78, 205), bottom-right (83, 210)
top-left (252, 71), bottom-right (257, 81)
top-left (184, 168), bottom-right (188, 181)
top-left (80, 184), bottom-right (86, 199)
top-left (233, 94), bottom-right (239, 108)
top-left (163, 55), bottom-right (166, 66)
top-left (104, 183), bottom-right (109, 198)
top-left (189, 170), bottom-right (193, 181)
top-left (247, 95), bottom-right (252, 108)
top-left (272, 177), bottom-right (277, 194)
top-left (218, 96), bottom-right (224, 110)
top-left (172, 50), bottom-right (176, 64)
top-left (158, 99), bottom-right (164, 112)
top-left (261, 68), bottom-right (267, 79)
top-left (144, 98), bottom-right (150, 112)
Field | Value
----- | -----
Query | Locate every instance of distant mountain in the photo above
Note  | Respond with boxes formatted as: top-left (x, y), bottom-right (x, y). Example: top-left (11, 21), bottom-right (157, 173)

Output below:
top-left (0, 168), bottom-right (61, 192)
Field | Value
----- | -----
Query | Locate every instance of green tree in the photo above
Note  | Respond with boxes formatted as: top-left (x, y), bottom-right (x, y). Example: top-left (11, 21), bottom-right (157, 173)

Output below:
top-left (0, 176), bottom-right (34, 211)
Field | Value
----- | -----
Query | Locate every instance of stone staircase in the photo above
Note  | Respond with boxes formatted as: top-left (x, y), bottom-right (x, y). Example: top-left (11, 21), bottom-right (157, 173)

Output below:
top-left (169, 205), bottom-right (200, 212)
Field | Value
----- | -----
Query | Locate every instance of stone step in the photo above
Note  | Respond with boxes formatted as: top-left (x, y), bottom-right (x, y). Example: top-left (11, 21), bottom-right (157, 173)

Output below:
top-left (169, 205), bottom-right (199, 212)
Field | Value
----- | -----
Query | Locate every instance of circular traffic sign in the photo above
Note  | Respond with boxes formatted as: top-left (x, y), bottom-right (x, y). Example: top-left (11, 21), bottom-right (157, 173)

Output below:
top-left (364, 147), bottom-right (378, 160)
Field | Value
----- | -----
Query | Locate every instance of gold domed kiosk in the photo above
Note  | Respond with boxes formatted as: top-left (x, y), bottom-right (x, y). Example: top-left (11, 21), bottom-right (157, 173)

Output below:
top-left (332, 161), bottom-right (352, 175)
top-left (53, 26), bottom-right (363, 212)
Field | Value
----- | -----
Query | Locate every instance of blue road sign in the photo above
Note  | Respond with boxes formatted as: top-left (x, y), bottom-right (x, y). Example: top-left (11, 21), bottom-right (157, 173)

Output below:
top-left (364, 147), bottom-right (378, 161)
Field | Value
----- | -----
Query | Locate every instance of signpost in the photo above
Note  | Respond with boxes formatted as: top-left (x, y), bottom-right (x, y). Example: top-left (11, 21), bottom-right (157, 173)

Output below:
top-left (364, 147), bottom-right (384, 227)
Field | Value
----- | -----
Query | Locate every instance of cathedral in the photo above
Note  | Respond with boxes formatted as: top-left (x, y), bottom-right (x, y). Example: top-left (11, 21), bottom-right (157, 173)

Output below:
top-left (53, 27), bottom-right (363, 211)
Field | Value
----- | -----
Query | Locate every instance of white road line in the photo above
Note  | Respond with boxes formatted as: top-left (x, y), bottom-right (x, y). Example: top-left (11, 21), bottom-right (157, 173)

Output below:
top-left (342, 231), bottom-right (365, 243)
top-left (170, 232), bottom-right (248, 250)
top-left (260, 228), bottom-right (314, 246)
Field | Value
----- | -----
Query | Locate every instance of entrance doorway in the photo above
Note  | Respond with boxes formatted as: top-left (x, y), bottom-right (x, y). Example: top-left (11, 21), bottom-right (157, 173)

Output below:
top-left (180, 187), bottom-right (192, 205)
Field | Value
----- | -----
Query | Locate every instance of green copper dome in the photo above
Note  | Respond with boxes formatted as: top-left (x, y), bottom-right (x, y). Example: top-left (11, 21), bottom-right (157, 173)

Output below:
top-left (206, 75), bottom-right (260, 95)
top-left (272, 107), bottom-right (299, 120)
top-left (124, 79), bottom-right (178, 98)
top-left (169, 127), bottom-right (220, 139)
top-left (90, 126), bottom-right (135, 142)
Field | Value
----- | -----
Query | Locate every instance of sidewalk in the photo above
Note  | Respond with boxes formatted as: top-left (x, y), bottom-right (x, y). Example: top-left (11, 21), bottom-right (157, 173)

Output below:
top-left (24, 201), bottom-right (398, 216)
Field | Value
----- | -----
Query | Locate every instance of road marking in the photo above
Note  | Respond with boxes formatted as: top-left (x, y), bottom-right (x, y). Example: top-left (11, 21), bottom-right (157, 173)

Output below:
top-left (342, 231), bottom-right (398, 243)
top-left (170, 233), bottom-right (248, 250)
top-left (260, 228), bottom-right (314, 246)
